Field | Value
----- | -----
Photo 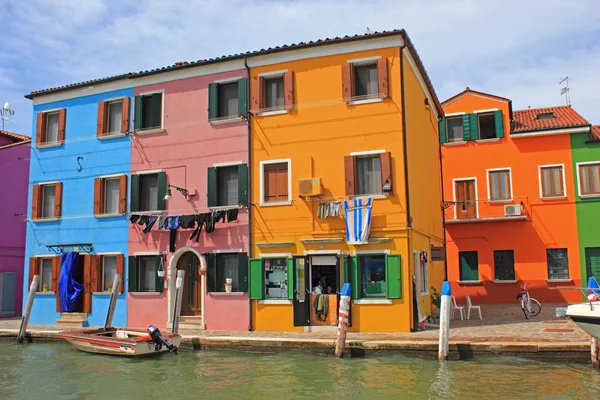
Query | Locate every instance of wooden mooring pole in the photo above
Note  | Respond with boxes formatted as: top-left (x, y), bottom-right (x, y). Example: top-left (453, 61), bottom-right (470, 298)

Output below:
top-left (104, 274), bottom-right (121, 329)
top-left (171, 270), bottom-right (185, 334)
top-left (335, 283), bottom-right (351, 358)
top-left (438, 281), bottom-right (451, 361)
top-left (592, 337), bottom-right (600, 368)
top-left (17, 275), bottom-right (40, 343)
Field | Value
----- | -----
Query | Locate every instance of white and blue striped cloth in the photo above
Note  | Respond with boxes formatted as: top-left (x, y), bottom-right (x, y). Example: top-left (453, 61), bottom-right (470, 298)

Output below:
top-left (344, 197), bottom-right (373, 244)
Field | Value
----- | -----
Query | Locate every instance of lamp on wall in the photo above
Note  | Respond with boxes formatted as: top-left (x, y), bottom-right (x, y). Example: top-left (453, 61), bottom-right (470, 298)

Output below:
top-left (441, 200), bottom-right (467, 212)
top-left (164, 184), bottom-right (189, 200)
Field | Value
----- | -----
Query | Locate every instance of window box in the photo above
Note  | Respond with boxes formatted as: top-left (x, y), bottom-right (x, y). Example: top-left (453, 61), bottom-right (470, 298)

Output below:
top-left (487, 168), bottom-right (512, 201)
top-left (130, 172), bottom-right (167, 212)
top-left (206, 252), bottom-right (248, 293)
top-left (440, 110), bottom-right (504, 143)
top-left (31, 182), bottom-right (63, 220)
top-left (208, 78), bottom-right (248, 122)
top-left (35, 109), bottom-right (66, 147)
top-left (252, 72), bottom-right (294, 114)
top-left (259, 159), bottom-right (291, 205)
top-left (134, 92), bottom-right (163, 133)
top-left (128, 255), bottom-right (163, 293)
top-left (207, 164), bottom-right (248, 207)
top-left (94, 176), bottom-right (127, 216)
top-left (494, 250), bottom-right (515, 281)
top-left (342, 58), bottom-right (388, 103)
top-left (344, 151), bottom-right (392, 196)
top-left (29, 257), bottom-right (60, 293)
top-left (97, 98), bottom-right (130, 138)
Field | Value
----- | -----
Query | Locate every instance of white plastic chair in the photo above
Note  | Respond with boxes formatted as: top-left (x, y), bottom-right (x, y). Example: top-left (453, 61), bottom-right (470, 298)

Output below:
top-left (465, 295), bottom-right (482, 320)
top-left (451, 295), bottom-right (464, 320)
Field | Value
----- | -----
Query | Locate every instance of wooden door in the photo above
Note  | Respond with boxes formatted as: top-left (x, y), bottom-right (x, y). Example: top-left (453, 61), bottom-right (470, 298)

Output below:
top-left (178, 252), bottom-right (201, 316)
top-left (455, 180), bottom-right (477, 219)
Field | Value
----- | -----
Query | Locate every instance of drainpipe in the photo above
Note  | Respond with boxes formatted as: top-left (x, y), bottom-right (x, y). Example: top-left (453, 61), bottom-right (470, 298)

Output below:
top-left (399, 43), bottom-right (412, 230)
top-left (438, 117), bottom-right (449, 282)
top-left (244, 56), bottom-right (253, 331)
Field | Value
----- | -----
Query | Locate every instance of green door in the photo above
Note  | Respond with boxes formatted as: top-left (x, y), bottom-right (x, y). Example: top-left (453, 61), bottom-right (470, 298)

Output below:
top-left (586, 248), bottom-right (600, 282)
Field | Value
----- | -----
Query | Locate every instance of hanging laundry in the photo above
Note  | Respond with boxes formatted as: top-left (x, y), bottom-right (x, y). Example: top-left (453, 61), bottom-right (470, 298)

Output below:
top-left (344, 197), bottom-right (373, 245)
top-left (180, 215), bottom-right (196, 229)
top-left (226, 208), bottom-right (239, 223)
top-left (329, 201), bottom-right (341, 217)
top-left (205, 213), bottom-right (216, 233)
top-left (214, 210), bottom-right (226, 224)
top-left (137, 215), bottom-right (150, 226)
top-left (168, 216), bottom-right (181, 253)
top-left (157, 215), bottom-right (169, 230)
top-left (190, 214), bottom-right (207, 242)
top-left (142, 216), bottom-right (158, 234)
top-left (129, 214), bottom-right (140, 224)
top-left (317, 202), bottom-right (330, 219)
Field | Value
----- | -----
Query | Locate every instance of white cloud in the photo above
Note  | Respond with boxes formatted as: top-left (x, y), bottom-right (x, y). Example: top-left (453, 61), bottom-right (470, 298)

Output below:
top-left (1, 0), bottom-right (599, 136)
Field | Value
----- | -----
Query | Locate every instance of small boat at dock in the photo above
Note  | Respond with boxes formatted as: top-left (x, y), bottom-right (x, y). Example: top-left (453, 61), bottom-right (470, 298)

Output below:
top-left (57, 326), bottom-right (181, 357)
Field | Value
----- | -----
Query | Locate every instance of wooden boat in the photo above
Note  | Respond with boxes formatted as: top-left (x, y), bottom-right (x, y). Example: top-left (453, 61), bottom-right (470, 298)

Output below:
top-left (57, 327), bottom-right (182, 357)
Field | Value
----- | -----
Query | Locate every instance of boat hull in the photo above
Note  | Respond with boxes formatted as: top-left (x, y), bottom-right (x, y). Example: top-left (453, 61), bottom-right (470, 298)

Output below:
top-left (567, 303), bottom-right (600, 339)
top-left (57, 328), bottom-right (182, 357)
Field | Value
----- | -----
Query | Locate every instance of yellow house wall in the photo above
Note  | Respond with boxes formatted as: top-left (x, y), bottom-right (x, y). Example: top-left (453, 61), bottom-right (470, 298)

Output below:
top-left (402, 54), bottom-right (445, 316)
top-left (249, 44), bottom-right (439, 333)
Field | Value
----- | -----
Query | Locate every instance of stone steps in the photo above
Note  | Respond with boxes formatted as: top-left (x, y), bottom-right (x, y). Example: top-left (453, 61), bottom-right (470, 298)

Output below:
top-left (56, 312), bottom-right (88, 328)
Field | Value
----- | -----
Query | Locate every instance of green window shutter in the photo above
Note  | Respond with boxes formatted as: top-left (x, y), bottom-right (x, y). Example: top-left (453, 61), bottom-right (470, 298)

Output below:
top-left (128, 256), bottom-right (138, 293)
top-left (459, 252), bottom-right (479, 281)
top-left (494, 110), bottom-right (504, 138)
top-left (238, 163), bottom-right (248, 206)
top-left (237, 78), bottom-right (248, 117)
top-left (207, 167), bottom-right (218, 207)
top-left (439, 119), bottom-right (447, 144)
top-left (385, 254), bottom-right (402, 299)
top-left (206, 253), bottom-right (217, 292)
top-left (287, 258), bottom-right (294, 300)
top-left (349, 256), bottom-right (359, 299)
top-left (130, 174), bottom-right (140, 212)
top-left (238, 252), bottom-right (248, 292)
top-left (134, 96), bottom-right (143, 131)
top-left (154, 256), bottom-right (163, 293)
top-left (156, 172), bottom-right (166, 211)
top-left (150, 93), bottom-right (162, 128)
top-left (586, 248), bottom-right (600, 281)
top-left (469, 113), bottom-right (479, 140)
top-left (208, 83), bottom-right (219, 120)
top-left (461, 114), bottom-right (471, 141)
top-left (248, 258), bottom-right (264, 300)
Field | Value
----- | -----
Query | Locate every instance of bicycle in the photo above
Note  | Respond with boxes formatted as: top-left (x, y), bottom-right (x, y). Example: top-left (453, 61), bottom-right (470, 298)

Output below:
top-left (516, 283), bottom-right (541, 319)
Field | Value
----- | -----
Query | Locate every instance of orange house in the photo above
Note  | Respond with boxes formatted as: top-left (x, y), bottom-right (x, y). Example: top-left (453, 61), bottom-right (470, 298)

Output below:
top-left (440, 88), bottom-right (585, 304)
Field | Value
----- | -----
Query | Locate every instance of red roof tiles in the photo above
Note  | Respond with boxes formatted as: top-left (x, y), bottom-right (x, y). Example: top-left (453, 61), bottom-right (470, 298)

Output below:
top-left (0, 130), bottom-right (30, 142)
top-left (512, 105), bottom-right (589, 133)
top-left (591, 125), bottom-right (600, 141)
top-left (24, 29), bottom-right (443, 115)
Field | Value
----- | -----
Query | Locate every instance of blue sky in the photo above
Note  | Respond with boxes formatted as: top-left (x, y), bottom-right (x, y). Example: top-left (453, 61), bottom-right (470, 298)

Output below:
top-left (1, 0), bottom-right (599, 136)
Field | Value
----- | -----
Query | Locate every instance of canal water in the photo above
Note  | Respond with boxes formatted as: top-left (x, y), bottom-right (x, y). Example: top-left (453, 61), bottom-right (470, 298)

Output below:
top-left (1, 342), bottom-right (600, 399)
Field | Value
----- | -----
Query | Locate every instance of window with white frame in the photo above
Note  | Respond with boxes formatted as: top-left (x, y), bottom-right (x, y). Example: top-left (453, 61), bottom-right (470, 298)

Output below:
top-left (134, 93), bottom-right (163, 131)
top-left (446, 116), bottom-right (464, 143)
top-left (540, 165), bottom-right (565, 198)
top-left (261, 160), bottom-right (290, 204)
top-left (579, 162), bottom-right (600, 196)
top-left (419, 255), bottom-right (428, 295)
top-left (488, 169), bottom-right (512, 201)
top-left (42, 184), bottom-right (56, 219)
top-left (356, 155), bottom-right (382, 195)
top-left (107, 101), bottom-right (123, 134)
top-left (218, 82), bottom-right (239, 118)
top-left (264, 76), bottom-right (285, 111)
top-left (45, 112), bottom-right (59, 143)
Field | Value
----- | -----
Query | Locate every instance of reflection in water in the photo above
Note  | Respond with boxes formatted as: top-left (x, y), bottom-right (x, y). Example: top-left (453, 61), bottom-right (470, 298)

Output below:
top-left (1, 342), bottom-right (600, 400)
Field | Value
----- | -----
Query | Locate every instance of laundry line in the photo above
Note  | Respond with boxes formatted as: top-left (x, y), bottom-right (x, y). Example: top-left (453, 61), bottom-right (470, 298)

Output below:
top-left (20, 205), bottom-right (246, 223)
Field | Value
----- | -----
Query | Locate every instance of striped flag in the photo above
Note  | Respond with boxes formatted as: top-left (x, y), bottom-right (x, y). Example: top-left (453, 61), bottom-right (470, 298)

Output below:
top-left (344, 197), bottom-right (373, 244)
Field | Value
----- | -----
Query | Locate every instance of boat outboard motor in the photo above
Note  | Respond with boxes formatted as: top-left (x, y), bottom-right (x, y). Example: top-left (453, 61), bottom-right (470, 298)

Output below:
top-left (147, 325), bottom-right (178, 354)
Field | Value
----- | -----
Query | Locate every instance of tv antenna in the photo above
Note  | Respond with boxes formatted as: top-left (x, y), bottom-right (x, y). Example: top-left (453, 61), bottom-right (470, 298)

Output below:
top-left (559, 77), bottom-right (571, 105)
top-left (1, 102), bottom-right (14, 131)
top-left (366, 27), bottom-right (372, 34)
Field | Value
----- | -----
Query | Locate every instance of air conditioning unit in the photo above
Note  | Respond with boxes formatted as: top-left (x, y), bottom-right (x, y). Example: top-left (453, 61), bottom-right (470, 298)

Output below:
top-left (504, 204), bottom-right (522, 217)
top-left (298, 178), bottom-right (322, 197)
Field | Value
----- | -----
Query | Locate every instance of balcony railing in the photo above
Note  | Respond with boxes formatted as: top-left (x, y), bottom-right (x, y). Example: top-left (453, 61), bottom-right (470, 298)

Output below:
top-left (442, 197), bottom-right (530, 224)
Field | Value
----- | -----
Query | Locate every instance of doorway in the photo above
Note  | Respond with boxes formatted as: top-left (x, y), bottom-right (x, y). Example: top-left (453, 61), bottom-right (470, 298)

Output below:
top-left (309, 256), bottom-right (339, 326)
top-left (454, 179), bottom-right (477, 219)
top-left (177, 252), bottom-right (202, 316)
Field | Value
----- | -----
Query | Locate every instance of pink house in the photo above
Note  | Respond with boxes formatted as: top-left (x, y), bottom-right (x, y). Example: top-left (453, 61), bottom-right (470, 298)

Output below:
top-left (0, 130), bottom-right (30, 318)
top-left (127, 63), bottom-right (250, 330)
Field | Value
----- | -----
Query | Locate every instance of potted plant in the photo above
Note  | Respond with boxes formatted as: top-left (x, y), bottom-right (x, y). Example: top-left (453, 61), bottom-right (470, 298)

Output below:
top-left (107, 281), bottom-right (113, 292)
top-left (42, 283), bottom-right (48, 292)
top-left (157, 257), bottom-right (165, 278)
top-left (430, 286), bottom-right (441, 317)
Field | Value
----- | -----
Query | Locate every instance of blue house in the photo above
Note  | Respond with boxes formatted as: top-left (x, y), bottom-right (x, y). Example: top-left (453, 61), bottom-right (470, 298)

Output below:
top-left (24, 86), bottom-right (133, 327)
